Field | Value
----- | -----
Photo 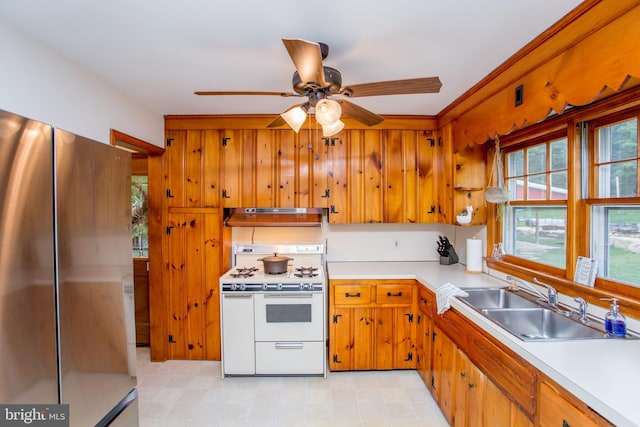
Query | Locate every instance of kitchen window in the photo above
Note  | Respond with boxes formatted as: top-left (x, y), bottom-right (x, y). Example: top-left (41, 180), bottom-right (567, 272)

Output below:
top-left (588, 112), bottom-right (640, 287)
top-left (503, 133), bottom-right (568, 269)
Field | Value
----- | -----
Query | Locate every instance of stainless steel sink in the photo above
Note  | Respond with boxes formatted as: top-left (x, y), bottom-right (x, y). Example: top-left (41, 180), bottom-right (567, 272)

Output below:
top-left (480, 307), bottom-right (607, 341)
top-left (461, 288), bottom-right (539, 309)
top-left (458, 287), bottom-right (636, 341)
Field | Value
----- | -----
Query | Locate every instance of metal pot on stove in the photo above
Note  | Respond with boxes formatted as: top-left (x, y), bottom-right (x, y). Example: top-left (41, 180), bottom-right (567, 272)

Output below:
top-left (257, 253), bottom-right (293, 274)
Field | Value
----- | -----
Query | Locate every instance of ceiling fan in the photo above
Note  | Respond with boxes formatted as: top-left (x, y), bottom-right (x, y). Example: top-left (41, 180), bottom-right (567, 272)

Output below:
top-left (195, 38), bottom-right (442, 136)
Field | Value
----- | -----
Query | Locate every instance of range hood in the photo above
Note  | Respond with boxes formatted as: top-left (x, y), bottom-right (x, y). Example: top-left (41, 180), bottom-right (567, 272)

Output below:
top-left (224, 208), bottom-right (323, 227)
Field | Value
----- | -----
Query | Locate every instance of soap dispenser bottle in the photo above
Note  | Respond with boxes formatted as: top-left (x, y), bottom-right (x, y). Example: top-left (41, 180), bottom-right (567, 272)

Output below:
top-left (602, 298), bottom-right (627, 337)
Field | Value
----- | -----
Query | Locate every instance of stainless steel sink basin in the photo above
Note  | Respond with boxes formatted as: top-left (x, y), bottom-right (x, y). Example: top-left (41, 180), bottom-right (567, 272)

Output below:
top-left (461, 288), bottom-right (539, 309)
top-left (481, 307), bottom-right (607, 341)
top-left (457, 287), bottom-right (637, 341)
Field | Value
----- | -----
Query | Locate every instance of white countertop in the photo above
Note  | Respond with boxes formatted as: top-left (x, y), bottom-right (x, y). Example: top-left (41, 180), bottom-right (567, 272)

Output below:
top-left (327, 261), bottom-right (640, 427)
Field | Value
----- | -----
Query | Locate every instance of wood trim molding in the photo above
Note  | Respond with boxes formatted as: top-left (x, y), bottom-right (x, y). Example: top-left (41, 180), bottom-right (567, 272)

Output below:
top-left (165, 114), bottom-right (438, 131)
top-left (110, 129), bottom-right (164, 155)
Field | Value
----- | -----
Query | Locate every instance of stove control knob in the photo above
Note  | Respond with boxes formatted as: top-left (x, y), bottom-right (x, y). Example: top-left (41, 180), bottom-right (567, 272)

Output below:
top-left (230, 284), bottom-right (238, 291)
top-left (277, 283), bottom-right (283, 291)
top-left (262, 283), bottom-right (268, 291)
top-left (299, 283), bottom-right (305, 290)
top-left (239, 284), bottom-right (246, 291)
top-left (304, 283), bottom-right (311, 290)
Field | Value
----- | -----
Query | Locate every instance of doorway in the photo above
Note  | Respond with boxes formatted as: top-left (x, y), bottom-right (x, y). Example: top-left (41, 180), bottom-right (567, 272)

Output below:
top-left (111, 130), bottom-right (164, 347)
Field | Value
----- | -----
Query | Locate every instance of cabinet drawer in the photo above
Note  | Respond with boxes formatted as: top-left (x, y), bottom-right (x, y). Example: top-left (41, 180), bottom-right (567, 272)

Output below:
top-left (333, 285), bottom-right (372, 305)
top-left (376, 284), bottom-right (413, 305)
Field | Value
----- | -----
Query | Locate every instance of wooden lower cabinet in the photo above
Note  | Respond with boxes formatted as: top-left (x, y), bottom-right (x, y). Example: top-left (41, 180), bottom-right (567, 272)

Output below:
top-left (331, 282), bottom-right (616, 426)
top-left (538, 382), bottom-right (614, 427)
top-left (329, 280), bottom-right (416, 371)
top-left (421, 286), bottom-right (534, 427)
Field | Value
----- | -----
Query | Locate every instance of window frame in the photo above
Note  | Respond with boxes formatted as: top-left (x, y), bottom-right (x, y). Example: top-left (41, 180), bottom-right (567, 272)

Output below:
top-left (584, 108), bottom-right (640, 294)
top-left (502, 129), bottom-right (570, 271)
top-left (488, 95), bottom-right (640, 307)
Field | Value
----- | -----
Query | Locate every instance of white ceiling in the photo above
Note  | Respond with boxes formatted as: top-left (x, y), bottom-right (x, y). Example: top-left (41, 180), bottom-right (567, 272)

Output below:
top-left (0, 0), bottom-right (583, 118)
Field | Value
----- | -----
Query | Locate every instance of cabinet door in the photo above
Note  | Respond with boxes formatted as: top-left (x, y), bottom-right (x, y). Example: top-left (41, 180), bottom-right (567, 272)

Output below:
top-left (329, 307), bottom-right (353, 371)
top-left (164, 129), bottom-right (221, 208)
top-left (437, 123), bottom-right (454, 223)
top-left (255, 129), bottom-right (275, 207)
top-left (383, 130), bottom-right (419, 223)
top-left (328, 132), bottom-right (348, 223)
top-left (393, 307), bottom-right (415, 369)
top-left (275, 130), bottom-right (296, 207)
top-left (219, 129), bottom-right (265, 207)
top-left (353, 307), bottom-right (374, 370)
top-left (363, 130), bottom-right (384, 223)
top-left (418, 132), bottom-right (438, 223)
top-left (432, 326), bottom-right (456, 424)
top-left (164, 130), bottom-right (186, 207)
top-left (417, 309), bottom-right (432, 385)
top-left (166, 212), bottom-right (221, 360)
top-left (373, 308), bottom-right (394, 369)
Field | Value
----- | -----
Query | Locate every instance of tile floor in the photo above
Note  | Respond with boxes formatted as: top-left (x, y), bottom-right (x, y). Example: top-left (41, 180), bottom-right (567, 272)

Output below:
top-left (136, 347), bottom-right (449, 427)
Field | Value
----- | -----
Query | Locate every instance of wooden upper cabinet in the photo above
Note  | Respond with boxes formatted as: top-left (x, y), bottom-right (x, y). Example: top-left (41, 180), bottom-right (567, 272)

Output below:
top-left (163, 117), bottom-right (444, 221)
top-left (164, 129), bottom-right (220, 208)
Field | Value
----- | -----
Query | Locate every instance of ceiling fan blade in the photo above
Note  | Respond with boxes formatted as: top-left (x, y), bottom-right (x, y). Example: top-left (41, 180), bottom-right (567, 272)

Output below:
top-left (336, 100), bottom-right (384, 127)
top-left (343, 77), bottom-right (442, 98)
top-left (194, 91), bottom-right (295, 96)
top-left (266, 116), bottom-right (287, 128)
top-left (282, 38), bottom-right (326, 87)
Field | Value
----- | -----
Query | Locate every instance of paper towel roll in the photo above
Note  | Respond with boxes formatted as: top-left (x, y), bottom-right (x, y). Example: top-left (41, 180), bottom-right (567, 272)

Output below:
top-left (466, 238), bottom-right (483, 273)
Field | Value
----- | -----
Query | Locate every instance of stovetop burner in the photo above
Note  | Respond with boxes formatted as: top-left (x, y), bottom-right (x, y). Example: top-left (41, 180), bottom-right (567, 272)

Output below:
top-left (294, 266), bottom-right (319, 278)
top-left (229, 266), bottom-right (259, 278)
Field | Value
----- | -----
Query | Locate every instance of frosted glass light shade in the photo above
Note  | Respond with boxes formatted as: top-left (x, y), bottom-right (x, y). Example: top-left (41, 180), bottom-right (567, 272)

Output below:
top-left (322, 120), bottom-right (344, 137)
top-left (281, 106), bottom-right (307, 132)
top-left (315, 99), bottom-right (341, 126)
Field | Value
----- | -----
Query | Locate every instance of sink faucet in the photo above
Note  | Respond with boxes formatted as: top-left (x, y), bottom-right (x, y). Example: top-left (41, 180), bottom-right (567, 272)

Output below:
top-left (574, 297), bottom-right (589, 322)
top-left (506, 276), bottom-right (547, 301)
top-left (534, 277), bottom-right (558, 308)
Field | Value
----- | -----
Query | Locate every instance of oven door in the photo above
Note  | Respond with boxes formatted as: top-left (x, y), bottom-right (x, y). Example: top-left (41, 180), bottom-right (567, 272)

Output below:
top-left (254, 293), bottom-right (324, 342)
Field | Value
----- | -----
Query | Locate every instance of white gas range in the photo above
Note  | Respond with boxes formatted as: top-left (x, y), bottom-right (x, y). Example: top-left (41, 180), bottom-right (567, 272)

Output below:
top-left (220, 244), bottom-right (327, 377)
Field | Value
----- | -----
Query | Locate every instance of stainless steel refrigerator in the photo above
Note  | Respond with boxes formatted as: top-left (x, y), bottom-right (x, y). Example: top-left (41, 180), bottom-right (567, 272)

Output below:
top-left (0, 109), bottom-right (138, 426)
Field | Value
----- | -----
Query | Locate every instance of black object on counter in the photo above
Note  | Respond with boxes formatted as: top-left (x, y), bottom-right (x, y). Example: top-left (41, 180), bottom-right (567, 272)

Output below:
top-left (437, 235), bottom-right (459, 265)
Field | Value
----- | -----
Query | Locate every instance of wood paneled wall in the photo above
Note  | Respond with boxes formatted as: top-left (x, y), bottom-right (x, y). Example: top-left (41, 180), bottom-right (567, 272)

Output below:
top-left (438, 0), bottom-right (640, 145)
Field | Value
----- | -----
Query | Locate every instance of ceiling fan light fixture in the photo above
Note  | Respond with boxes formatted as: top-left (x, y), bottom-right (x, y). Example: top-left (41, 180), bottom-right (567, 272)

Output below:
top-left (315, 99), bottom-right (341, 126)
top-left (280, 105), bottom-right (308, 132)
top-left (322, 120), bottom-right (344, 137)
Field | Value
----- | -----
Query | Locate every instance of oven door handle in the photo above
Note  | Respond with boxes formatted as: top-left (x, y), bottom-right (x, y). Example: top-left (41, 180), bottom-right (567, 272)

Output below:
top-left (222, 294), bottom-right (253, 299)
top-left (274, 342), bottom-right (304, 349)
top-left (263, 293), bottom-right (314, 298)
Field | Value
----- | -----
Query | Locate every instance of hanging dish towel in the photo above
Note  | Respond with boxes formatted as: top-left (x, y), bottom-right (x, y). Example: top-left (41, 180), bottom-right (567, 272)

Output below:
top-left (436, 283), bottom-right (469, 315)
